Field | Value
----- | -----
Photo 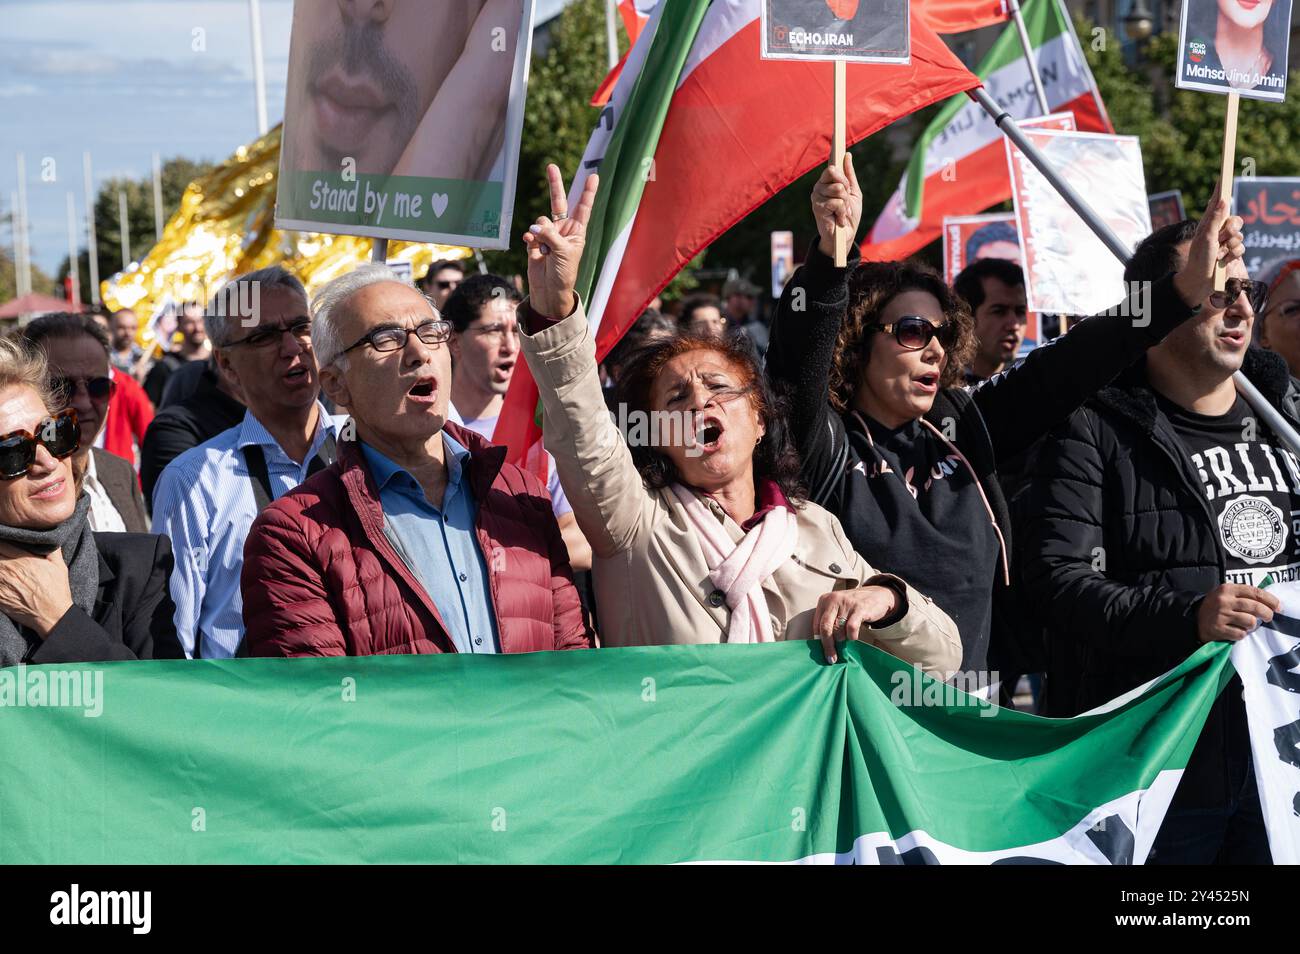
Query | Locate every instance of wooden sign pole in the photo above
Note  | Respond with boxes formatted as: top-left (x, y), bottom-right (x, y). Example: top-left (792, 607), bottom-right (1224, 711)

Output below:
top-left (1214, 90), bottom-right (1240, 292)
top-left (832, 59), bottom-right (848, 267)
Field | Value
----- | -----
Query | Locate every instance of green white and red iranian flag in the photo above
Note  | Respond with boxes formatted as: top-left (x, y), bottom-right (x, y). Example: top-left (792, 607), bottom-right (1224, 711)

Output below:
top-left (495, 0), bottom-right (979, 473)
top-left (861, 0), bottom-right (1111, 261)
top-left (0, 640), bottom-right (1243, 863)
top-left (9, 585), bottom-right (1300, 862)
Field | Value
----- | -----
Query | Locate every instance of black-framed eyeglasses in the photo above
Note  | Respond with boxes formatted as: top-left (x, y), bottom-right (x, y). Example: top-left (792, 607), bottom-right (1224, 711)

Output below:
top-left (50, 375), bottom-right (114, 403)
top-left (1209, 278), bottom-right (1268, 314)
top-left (0, 410), bottom-right (80, 480)
top-left (341, 318), bottom-right (453, 356)
top-left (225, 317), bottom-right (313, 350)
top-left (872, 316), bottom-right (959, 352)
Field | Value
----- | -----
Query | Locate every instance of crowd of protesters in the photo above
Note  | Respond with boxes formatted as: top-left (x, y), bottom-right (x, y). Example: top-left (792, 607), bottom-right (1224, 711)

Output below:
top-left (1, 156), bottom-right (1293, 865)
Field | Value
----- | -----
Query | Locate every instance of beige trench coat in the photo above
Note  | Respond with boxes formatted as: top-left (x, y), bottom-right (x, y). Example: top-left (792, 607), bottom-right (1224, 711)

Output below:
top-left (520, 304), bottom-right (961, 676)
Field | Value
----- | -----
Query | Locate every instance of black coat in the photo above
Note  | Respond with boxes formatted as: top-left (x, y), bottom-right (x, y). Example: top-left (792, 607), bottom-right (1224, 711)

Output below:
top-left (1019, 347), bottom-right (1300, 810)
top-left (90, 448), bottom-right (149, 533)
top-left (24, 532), bottom-right (182, 663)
top-left (764, 240), bottom-right (1197, 671)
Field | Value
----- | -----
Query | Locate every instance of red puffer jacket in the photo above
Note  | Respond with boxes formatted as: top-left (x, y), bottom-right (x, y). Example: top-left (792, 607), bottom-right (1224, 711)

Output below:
top-left (241, 423), bottom-right (591, 656)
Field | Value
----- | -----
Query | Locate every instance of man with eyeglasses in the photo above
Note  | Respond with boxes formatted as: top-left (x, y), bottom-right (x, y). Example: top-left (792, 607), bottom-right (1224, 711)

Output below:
top-left (444, 274), bottom-right (590, 572)
top-left (18, 313), bottom-right (150, 533)
top-left (150, 267), bottom-right (344, 659)
top-left (240, 262), bottom-right (591, 658)
top-left (419, 259), bottom-right (466, 310)
top-left (1022, 217), bottom-right (1282, 865)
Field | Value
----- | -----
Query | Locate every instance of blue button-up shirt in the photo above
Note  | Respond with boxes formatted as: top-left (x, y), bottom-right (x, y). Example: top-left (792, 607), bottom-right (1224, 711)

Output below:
top-left (151, 404), bottom-right (344, 659)
top-left (361, 433), bottom-right (500, 654)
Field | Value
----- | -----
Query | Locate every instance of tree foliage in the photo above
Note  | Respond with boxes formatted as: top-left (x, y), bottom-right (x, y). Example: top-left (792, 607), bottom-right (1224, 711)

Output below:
top-left (483, 0), bottom-right (609, 280)
top-left (1084, 22), bottom-right (1300, 211)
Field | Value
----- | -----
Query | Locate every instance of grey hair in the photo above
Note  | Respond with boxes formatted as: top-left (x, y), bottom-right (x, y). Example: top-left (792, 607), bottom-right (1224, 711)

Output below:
top-left (205, 266), bottom-right (308, 348)
top-left (0, 336), bottom-right (59, 415)
top-left (311, 262), bottom-right (436, 369)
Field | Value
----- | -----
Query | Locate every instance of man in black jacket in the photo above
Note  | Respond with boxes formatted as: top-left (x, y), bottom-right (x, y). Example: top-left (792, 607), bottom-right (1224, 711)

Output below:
top-left (1022, 217), bottom-right (1283, 864)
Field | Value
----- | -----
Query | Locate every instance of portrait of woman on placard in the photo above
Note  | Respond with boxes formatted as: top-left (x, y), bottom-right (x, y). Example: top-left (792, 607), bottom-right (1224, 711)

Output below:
top-left (1185, 0), bottom-right (1290, 96)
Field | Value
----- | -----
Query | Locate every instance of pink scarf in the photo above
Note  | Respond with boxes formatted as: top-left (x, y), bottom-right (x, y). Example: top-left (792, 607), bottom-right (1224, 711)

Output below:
top-left (671, 484), bottom-right (799, 644)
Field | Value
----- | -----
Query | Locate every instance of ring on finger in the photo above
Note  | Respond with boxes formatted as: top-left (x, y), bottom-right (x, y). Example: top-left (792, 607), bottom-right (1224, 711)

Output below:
top-left (553, 212), bottom-right (568, 221)
top-left (836, 615), bottom-right (848, 630)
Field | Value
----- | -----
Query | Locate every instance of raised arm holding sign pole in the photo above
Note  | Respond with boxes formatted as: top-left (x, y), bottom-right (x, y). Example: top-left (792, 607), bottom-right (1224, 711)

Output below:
top-left (1171, 0), bottom-right (1293, 289)
top-left (968, 84), bottom-right (1300, 458)
top-left (1214, 91), bottom-right (1240, 291)
top-left (760, 0), bottom-right (912, 265)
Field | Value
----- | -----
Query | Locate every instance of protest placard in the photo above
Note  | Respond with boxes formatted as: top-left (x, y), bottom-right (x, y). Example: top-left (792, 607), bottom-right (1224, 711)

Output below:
top-left (942, 213), bottom-right (1018, 284)
top-left (942, 212), bottom-right (1041, 352)
top-left (275, 0), bottom-right (535, 249)
top-left (1006, 128), bottom-right (1151, 316)
top-left (1175, 0), bottom-right (1291, 102)
top-left (761, 0), bottom-right (912, 263)
top-left (1234, 176), bottom-right (1300, 283)
top-left (1148, 189), bottom-right (1187, 230)
top-left (761, 0), bottom-right (911, 64)
top-left (771, 230), bottom-right (795, 297)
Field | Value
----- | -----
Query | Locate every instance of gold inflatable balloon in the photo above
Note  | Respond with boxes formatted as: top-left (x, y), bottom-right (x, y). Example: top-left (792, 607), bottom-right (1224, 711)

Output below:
top-left (102, 123), bottom-right (470, 349)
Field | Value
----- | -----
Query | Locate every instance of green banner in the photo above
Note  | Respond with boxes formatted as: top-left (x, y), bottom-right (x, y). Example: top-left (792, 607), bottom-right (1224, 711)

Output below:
top-left (0, 641), bottom-right (1231, 864)
top-left (277, 171), bottom-right (504, 240)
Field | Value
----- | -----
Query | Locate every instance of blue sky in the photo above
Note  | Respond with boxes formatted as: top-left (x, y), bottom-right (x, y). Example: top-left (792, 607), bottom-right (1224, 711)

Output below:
top-left (1, 0), bottom-right (577, 278)
top-left (0, 0), bottom-right (296, 275)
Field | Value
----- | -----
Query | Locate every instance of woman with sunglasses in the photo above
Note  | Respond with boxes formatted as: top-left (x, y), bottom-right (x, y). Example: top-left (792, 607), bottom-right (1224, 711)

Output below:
top-left (19, 313), bottom-right (149, 532)
top-left (765, 157), bottom-right (1247, 675)
top-left (0, 337), bottom-right (178, 666)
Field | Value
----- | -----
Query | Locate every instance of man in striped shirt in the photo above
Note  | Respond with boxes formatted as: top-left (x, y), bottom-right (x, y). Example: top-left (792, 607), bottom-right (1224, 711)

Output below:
top-left (151, 267), bottom-right (344, 659)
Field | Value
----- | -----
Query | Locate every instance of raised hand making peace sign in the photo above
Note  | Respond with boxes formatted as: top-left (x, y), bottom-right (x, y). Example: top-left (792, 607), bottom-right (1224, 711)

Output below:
top-left (522, 163), bottom-right (600, 320)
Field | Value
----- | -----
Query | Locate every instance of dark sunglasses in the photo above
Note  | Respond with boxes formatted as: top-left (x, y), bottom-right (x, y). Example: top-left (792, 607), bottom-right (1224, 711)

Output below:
top-left (436, 280), bottom-right (459, 291)
top-left (0, 410), bottom-right (80, 480)
top-left (226, 317), bottom-right (313, 350)
top-left (1209, 278), bottom-right (1269, 314)
top-left (50, 375), bottom-right (114, 403)
top-left (873, 316), bottom-right (959, 352)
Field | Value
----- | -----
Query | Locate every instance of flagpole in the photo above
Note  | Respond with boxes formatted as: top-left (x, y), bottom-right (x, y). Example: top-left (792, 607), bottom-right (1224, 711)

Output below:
top-left (1007, 0), bottom-right (1050, 115)
top-left (118, 190), bottom-right (131, 270)
top-left (969, 86), bottom-right (1300, 457)
top-left (152, 151), bottom-right (166, 244)
top-left (604, 0), bottom-right (620, 71)
top-left (15, 153), bottom-right (32, 299)
top-left (83, 152), bottom-right (100, 305)
top-left (65, 193), bottom-right (81, 306)
top-left (248, 0), bottom-right (270, 136)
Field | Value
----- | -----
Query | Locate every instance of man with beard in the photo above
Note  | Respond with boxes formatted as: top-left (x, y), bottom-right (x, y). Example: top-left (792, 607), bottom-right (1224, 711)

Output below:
top-left (282, 0), bottom-right (519, 182)
top-left (1022, 217), bottom-right (1278, 863)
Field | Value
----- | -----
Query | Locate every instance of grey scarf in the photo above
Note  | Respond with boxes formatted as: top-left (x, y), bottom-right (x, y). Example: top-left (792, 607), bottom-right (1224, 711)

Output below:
top-left (0, 493), bottom-right (99, 666)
